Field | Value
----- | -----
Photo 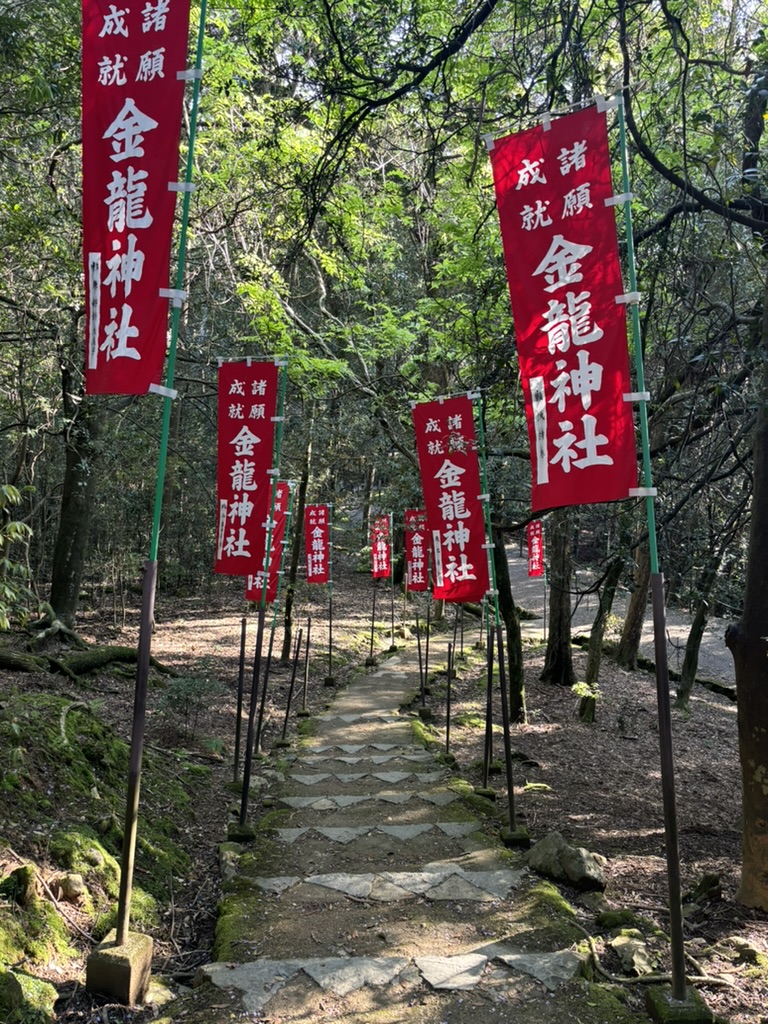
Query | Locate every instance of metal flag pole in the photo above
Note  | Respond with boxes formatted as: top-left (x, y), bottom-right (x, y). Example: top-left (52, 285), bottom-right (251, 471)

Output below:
top-left (324, 503), bottom-right (335, 685)
top-left (388, 510), bottom-right (397, 650)
top-left (115, 0), bottom-right (207, 947)
top-left (240, 366), bottom-right (289, 822)
top-left (473, 391), bottom-right (522, 844)
top-left (254, 476), bottom-right (296, 756)
top-left (233, 616), bottom-right (247, 783)
top-left (615, 94), bottom-right (687, 1001)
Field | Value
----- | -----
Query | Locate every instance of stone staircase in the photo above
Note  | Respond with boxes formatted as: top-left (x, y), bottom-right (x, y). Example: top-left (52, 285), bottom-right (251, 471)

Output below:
top-left (193, 650), bottom-right (645, 1024)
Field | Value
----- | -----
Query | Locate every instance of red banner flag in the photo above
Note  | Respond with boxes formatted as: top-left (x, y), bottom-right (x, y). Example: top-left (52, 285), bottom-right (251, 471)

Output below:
top-left (82, 0), bottom-right (192, 394)
top-left (371, 514), bottom-right (392, 579)
top-left (214, 361), bottom-right (279, 575)
top-left (305, 504), bottom-right (330, 584)
top-left (489, 105), bottom-right (637, 511)
top-left (246, 480), bottom-right (290, 604)
top-left (527, 520), bottom-right (544, 578)
top-left (411, 396), bottom-right (490, 603)
top-left (404, 509), bottom-right (429, 592)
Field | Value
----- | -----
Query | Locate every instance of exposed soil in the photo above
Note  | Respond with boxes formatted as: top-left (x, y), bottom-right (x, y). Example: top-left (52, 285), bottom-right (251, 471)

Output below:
top-left (1, 553), bottom-right (766, 1023)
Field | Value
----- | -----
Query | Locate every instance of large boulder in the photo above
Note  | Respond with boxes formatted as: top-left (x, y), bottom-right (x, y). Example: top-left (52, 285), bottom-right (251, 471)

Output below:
top-left (526, 831), bottom-right (606, 891)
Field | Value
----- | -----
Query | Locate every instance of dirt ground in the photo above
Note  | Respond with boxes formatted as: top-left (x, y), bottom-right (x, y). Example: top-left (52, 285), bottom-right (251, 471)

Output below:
top-left (2, 554), bottom-right (767, 1023)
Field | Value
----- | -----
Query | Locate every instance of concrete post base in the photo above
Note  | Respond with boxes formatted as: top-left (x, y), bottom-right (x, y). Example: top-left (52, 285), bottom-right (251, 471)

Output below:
top-left (86, 929), bottom-right (153, 1006)
top-left (645, 984), bottom-right (714, 1023)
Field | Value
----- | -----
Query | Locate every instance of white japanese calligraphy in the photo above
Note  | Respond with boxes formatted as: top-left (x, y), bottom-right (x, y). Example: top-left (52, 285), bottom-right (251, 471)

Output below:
top-left (103, 98), bottom-right (159, 163)
top-left (533, 235), bottom-right (593, 293)
top-left (541, 290), bottom-right (603, 353)
top-left (557, 140), bottom-right (587, 175)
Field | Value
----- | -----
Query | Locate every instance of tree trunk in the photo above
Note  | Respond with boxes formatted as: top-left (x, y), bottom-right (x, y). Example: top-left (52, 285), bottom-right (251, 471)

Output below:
top-left (493, 526), bottom-right (525, 722)
top-left (675, 597), bottom-right (710, 709)
top-left (49, 398), bottom-right (103, 629)
top-left (725, 275), bottom-right (768, 910)
top-left (585, 555), bottom-right (624, 687)
top-left (540, 507), bottom-right (575, 687)
top-left (616, 543), bottom-right (651, 669)
top-left (361, 463), bottom-right (375, 548)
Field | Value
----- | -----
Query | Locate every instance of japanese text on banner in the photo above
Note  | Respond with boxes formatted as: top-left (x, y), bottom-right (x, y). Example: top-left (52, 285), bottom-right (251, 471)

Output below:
top-left (411, 396), bottom-right (490, 604)
top-left (404, 509), bottom-right (429, 592)
top-left (305, 504), bottom-right (330, 584)
top-left (489, 106), bottom-right (637, 511)
top-left (526, 520), bottom-right (545, 578)
top-left (246, 481), bottom-right (290, 604)
top-left (82, 0), bottom-right (191, 394)
top-left (371, 514), bottom-right (392, 579)
top-left (214, 361), bottom-right (279, 575)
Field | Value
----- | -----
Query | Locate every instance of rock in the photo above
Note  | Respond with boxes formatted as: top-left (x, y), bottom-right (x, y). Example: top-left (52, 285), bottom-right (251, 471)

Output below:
top-left (526, 831), bottom-right (606, 891)
top-left (609, 931), bottom-right (655, 975)
top-left (0, 968), bottom-right (58, 1023)
top-left (0, 865), bottom-right (37, 906)
top-left (54, 872), bottom-right (87, 903)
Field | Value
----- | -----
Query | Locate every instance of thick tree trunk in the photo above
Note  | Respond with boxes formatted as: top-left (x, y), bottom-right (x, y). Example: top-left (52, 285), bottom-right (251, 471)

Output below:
top-left (492, 527), bottom-right (525, 722)
top-left (726, 277), bottom-right (768, 910)
top-left (49, 399), bottom-right (103, 629)
top-left (540, 508), bottom-right (575, 687)
top-left (616, 543), bottom-right (651, 669)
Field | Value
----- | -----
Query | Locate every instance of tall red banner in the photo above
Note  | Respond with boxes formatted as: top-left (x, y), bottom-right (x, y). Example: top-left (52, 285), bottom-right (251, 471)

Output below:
top-left (214, 361), bottom-right (279, 575)
top-left (371, 515), bottom-right (391, 579)
top-left (489, 106), bottom-right (637, 511)
top-left (412, 396), bottom-right (490, 603)
top-left (527, 520), bottom-right (544, 578)
top-left (404, 509), bottom-right (429, 592)
top-left (305, 504), bottom-right (330, 584)
top-left (82, 0), bottom-right (191, 394)
top-left (246, 481), bottom-right (290, 604)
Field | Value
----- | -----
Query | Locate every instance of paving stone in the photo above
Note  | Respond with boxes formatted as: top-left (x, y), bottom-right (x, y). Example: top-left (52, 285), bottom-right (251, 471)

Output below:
top-left (368, 877), bottom-right (415, 901)
top-left (307, 872), bottom-right (374, 897)
top-left (437, 822), bottom-right (480, 837)
top-left (315, 827), bottom-right (370, 843)
top-left (200, 960), bottom-right (304, 1015)
top-left (496, 950), bottom-right (586, 990)
top-left (415, 953), bottom-right (488, 989)
top-left (371, 771), bottom-right (412, 783)
top-left (252, 876), bottom-right (299, 894)
top-left (426, 875), bottom-right (495, 901)
top-left (302, 956), bottom-right (410, 996)
top-left (378, 824), bottom-right (433, 839)
top-left (289, 773), bottom-right (330, 785)
top-left (274, 829), bottom-right (308, 844)
top-left (419, 791), bottom-right (459, 805)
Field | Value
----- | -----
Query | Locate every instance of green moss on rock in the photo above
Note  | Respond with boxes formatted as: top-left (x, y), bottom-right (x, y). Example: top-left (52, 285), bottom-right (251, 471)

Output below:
top-left (0, 968), bottom-right (58, 1024)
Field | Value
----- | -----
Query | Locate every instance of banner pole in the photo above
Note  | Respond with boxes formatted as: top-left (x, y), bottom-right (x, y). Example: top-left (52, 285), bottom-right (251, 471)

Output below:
top-left (617, 97), bottom-right (686, 1001)
top-left (473, 393), bottom-right (520, 840)
top-left (325, 504), bottom-right (335, 685)
top-left (388, 511), bottom-right (397, 650)
top-left (115, 0), bottom-right (207, 947)
top-left (233, 616), bottom-right (247, 784)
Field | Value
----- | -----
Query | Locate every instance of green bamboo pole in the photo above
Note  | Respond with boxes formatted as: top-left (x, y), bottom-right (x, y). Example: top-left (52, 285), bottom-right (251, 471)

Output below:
top-left (473, 393), bottom-right (518, 837)
top-left (616, 96), bottom-right (687, 1001)
top-left (116, 0), bottom-right (207, 946)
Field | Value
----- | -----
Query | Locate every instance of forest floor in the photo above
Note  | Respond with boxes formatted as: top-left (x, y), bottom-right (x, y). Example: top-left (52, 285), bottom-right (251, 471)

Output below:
top-left (1, 552), bottom-right (766, 1023)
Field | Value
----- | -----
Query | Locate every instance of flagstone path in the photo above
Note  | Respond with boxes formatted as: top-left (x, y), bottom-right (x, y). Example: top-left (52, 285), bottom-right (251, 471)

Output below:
top-left (193, 649), bottom-right (647, 1024)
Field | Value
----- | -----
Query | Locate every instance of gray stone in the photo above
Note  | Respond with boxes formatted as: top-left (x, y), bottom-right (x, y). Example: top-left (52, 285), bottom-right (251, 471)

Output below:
top-left (316, 827), bottom-right (369, 844)
top-left (307, 872), bottom-right (374, 897)
top-left (253, 875), bottom-right (299, 894)
top-left (526, 830), bottom-right (606, 891)
top-left (198, 960), bottom-right (303, 1015)
top-left (437, 822), bottom-right (479, 837)
top-left (427, 876), bottom-right (494, 901)
top-left (496, 950), bottom-right (585, 990)
top-left (378, 824), bottom-right (432, 839)
top-left (302, 957), bottom-right (409, 996)
top-left (275, 828), bottom-right (308, 844)
top-left (415, 954), bottom-right (487, 989)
